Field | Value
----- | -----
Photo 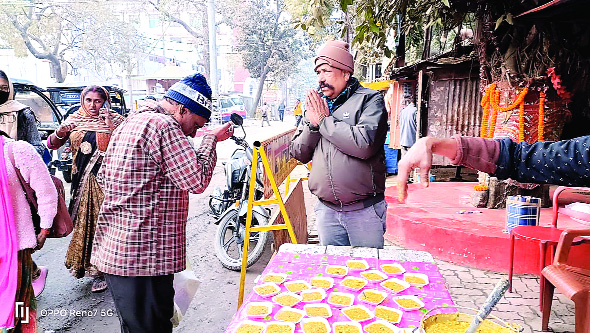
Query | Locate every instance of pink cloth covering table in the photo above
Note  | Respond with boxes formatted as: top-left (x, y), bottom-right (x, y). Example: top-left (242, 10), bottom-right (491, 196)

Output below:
top-left (225, 244), bottom-right (456, 332)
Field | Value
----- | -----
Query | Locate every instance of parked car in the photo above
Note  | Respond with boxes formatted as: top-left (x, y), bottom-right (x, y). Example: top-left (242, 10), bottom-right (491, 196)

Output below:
top-left (11, 79), bottom-right (70, 180)
top-left (12, 79), bottom-right (63, 135)
top-left (218, 95), bottom-right (246, 122)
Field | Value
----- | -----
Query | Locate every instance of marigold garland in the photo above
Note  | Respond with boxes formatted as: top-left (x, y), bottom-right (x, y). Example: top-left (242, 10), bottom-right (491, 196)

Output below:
top-left (538, 92), bottom-right (545, 141)
top-left (517, 101), bottom-right (525, 142)
top-left (480, 84), bottom-right (538, 142)
top-left (480, 85), bottom-right (493, 137)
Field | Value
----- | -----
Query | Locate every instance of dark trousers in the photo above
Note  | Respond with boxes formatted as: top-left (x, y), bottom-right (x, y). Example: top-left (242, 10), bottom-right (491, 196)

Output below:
top-left (105, 273), bottom-right (175, 333)
top-left (295, 115), bottom-right (302, 127)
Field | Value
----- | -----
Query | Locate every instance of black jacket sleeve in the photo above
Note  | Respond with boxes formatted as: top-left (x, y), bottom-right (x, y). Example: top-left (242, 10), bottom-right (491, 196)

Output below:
top-left (492, 136), bottom-right (590, 186)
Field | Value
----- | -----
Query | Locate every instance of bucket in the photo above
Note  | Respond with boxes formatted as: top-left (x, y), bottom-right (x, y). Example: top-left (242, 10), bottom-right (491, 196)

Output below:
top-left (505, 195), bottom-right (541, 234)
top-left (415, 305), bottom-right (521, 333)
top-left (384, 144), bottom-right (398, 174)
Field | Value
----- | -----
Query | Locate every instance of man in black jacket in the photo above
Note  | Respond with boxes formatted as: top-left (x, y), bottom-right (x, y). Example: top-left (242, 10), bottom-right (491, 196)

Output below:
top-left (290, 40), bottom-right (389, 248)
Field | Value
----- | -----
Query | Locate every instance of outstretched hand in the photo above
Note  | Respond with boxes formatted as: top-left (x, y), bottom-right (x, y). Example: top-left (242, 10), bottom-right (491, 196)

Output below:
top-left (210, 122), bottom-right (234, 141)
top-left (397, 138), bottom-right (434, 203)
top-left (56, 123), bottom-right (77, 139)
top-left (397, 137), bottom-right (459, 203)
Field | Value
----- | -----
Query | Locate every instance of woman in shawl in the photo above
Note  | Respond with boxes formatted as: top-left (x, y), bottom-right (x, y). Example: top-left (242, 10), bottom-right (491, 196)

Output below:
top-left (1, 70), bottom-right (52, 298)
top-left (0, 132), bottom-right (58, 332)
top-left (47, 85), bottom-right (124, 293)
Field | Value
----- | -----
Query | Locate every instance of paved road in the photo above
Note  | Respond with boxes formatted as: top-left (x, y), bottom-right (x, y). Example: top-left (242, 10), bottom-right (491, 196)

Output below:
top-left (33, 115), bottom-right (575, 332)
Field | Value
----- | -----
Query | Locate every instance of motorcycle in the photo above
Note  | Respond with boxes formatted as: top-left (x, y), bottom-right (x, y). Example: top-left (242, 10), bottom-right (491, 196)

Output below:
top-left (211, 113), bottom-right (270, 271)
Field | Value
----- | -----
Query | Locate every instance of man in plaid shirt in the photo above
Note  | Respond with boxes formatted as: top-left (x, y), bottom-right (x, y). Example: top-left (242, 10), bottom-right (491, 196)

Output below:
top-left (91, 74), bottom-right (233, 333)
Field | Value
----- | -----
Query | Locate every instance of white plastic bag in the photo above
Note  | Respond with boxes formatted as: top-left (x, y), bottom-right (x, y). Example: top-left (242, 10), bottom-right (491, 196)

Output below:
top-left (172, 268), bottom-right (201, 327)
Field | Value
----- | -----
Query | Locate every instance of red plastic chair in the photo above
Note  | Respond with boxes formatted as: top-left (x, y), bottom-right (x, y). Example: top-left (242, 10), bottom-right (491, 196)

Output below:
top-left (508, 187), bottom-right (590, 309)
top-left (541, 228), bottom-right (590, 332)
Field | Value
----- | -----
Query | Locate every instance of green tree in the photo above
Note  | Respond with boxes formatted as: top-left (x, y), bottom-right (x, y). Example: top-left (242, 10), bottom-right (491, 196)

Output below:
top-left (227, 0), bottom-right (309, 116)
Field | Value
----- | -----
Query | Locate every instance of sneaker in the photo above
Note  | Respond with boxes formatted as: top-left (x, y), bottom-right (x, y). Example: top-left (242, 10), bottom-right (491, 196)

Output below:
top-left (32, 266), bottom-right (48, 297)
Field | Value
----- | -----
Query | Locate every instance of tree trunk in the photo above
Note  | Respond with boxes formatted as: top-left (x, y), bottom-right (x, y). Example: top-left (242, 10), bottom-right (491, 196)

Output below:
top-left (395, 9), bottom-right (406, 68)
top-left (48, 56), bottom-right (66, 83)
top-left (249, 64), bottom-right (270, 117)
top-left (422, 25), bottom-right (433, 60)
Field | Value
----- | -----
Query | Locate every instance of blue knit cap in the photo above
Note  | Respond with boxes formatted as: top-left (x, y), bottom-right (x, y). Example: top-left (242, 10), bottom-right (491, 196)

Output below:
top-left (164, 73), bottom-right (212, 120)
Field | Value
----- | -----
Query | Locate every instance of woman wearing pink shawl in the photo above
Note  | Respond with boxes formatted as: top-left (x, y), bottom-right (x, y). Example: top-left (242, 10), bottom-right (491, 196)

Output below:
top-left (0, 132), bottom-right (57, 332)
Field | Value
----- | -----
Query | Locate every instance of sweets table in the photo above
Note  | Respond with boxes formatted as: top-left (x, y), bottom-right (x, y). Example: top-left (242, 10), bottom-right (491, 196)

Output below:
top-left (225, 244), bottom-right (455, 332)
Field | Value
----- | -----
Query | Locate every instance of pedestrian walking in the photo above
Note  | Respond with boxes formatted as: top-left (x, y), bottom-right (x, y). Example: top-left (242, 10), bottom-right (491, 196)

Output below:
top-left (278, 102), bottom-right (285, 122)
top-left (0, 134), bottom-right (57, 332)
top-left (399, 94), bottom-right (417, 157)
top-left (91, 73), bottom-right (233, 333)
top-left (261, 102), bottom-right (271, 127)
top-left (47, 85), bottom-right (125, 293)
top-left (0, 70), bottom-right (51, 297)
top-left (290, 40), bottom-right (389, 248)
top-left (293, 98), bottom-right (303, 127)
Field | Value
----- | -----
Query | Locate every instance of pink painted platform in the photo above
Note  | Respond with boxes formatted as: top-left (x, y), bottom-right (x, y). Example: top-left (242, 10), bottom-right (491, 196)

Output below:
top-left (384, 182), bottom-right (590, 274)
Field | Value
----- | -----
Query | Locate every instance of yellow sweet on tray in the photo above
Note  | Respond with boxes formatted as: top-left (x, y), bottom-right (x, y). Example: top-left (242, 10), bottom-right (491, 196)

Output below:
top-left (302, 321), bottom-right (328, 333)
top-left (276, 310), bottom-right (303, 323)
top-left (254, 284), bottom-right (278, 296)
top-left (342, 278), bottom-right (366, 290)
top-left (375, 307), bottom-right (400, 322)
top-left (405, 275), bottom-right (427, 285)
top-left (382, 281), bottom-right (406, 292)
top-left (361, 272), bottom-right (385, 281)
top-left (347, 261), bottom-right (368, 269)
top-left (381, 265), bottom-right (403, 274)
top-left (360, 290), bottom-right (385, 304)
top-left (263, 275), bottom-right (285, 283)
top-left (396, 298), bottom-right (421, 309)
top-left (286, 282), bottom-right (309, 292)
top-left (365, 323), bottom-right (396, 333)
top-left (273, 294), bottom-right (300, 307)
top-left (236, 323), bottom-right (264, 333)
top-left (247, 305), bottom-right (269, 316)
top-left (266, 323), bottom-right (293, 333)
top-left (302, 291), bottom-right (323, 302)
top-left (328, 294), bottom-right (352, 306)
top-left (305, 306), bottom-right (330, 317)
top-left (310, 278), bottom-right (332, 289)
top-left (343, 308), bottom-right (371, 321)
top-left (333, 323), bottom-right (361, 333)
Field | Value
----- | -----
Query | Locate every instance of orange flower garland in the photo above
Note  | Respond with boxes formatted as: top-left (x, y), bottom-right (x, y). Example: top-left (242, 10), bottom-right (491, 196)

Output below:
top-left (518, 101), bottom-right (525, 142)
top-left (488, 90), bottom-right (500, 138)
top-left (474, 184), bottom-right (489, 191)
top-left (538, 92), bottom-right (545, 141)
top-left (480, 85), bottom-right (492, 137)
top-left (480, 84), bottom-right (530, 140)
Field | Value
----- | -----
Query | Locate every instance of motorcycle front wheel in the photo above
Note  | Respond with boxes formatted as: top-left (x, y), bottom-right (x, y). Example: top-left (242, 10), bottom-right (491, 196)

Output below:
top-left (214, 209), bottom-right (269, 271)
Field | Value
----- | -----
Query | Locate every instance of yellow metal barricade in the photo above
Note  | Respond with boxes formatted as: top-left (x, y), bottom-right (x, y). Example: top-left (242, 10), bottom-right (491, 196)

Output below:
top-left (237, 142), bottom-right (297, 307)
